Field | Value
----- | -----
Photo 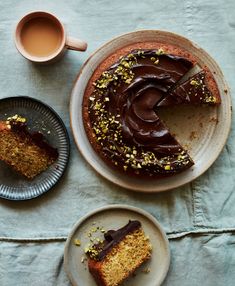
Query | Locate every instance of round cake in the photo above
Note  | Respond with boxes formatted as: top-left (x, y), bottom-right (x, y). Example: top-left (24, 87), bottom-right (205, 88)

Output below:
top-left (82, 41), bottom-right (220, 178)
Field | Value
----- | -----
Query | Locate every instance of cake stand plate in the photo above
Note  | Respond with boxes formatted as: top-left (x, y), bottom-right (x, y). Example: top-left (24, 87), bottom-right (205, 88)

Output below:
top-left (70, 30), bottom-right (231, 192)
top-left (0, 96), bottom-right (70, 200)
top-left (64, 204), bottom-right (170, 286)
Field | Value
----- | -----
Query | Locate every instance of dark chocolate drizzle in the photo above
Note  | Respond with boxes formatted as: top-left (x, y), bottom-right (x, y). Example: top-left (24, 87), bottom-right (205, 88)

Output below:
top-left (96, 220), bottom-right (141, 261)
top-left (88, 49), bottom-right (195, 176)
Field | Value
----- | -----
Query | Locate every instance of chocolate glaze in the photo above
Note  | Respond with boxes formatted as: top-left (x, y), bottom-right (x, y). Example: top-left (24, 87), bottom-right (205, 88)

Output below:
top-left (9, 119), bottom-right (58, 160)
top-left (158, 71), bottom-right (216, 106)
top-left (88, 49), bottom-right (195, 176)
top-left (94, 220), bottom-right (141, 261)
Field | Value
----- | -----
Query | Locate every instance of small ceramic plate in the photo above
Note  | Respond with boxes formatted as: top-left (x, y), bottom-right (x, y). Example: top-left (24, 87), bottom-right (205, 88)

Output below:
top-left (70, 30), bottom-right (232, 192)
top-left (64, 205), bottom-right (170, 286)
top-left (0, 96), bottom-right (70, 200)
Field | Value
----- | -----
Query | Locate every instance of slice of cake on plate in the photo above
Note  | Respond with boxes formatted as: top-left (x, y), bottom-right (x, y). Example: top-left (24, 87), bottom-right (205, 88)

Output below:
top-left (86, 220), bottom-right (152, 286)
top-left (0, 114), bottom-right (58, 179)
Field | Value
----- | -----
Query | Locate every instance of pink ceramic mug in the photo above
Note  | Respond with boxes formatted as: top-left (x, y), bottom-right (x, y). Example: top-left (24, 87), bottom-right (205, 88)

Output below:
top-left (15, 11), bottom-right (87, 63)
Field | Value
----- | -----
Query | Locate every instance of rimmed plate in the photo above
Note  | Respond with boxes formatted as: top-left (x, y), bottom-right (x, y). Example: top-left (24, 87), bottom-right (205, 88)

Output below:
top-left (0, 96), bottom-right (70, 200)
top-left (70, 30), bottom-right (232, 192)
top-left (64, 204), bottom-right (170, 286)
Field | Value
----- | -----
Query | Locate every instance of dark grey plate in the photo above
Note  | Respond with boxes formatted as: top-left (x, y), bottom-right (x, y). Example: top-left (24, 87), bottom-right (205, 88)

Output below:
top-left (0, 96), bottom-right (70, 200)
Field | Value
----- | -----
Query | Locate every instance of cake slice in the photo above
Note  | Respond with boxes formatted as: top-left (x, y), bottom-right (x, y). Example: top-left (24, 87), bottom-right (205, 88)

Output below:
top-left (0, 114), bottom-right (58, 179)
top-left (157, 71), bottom-right (221, 106)
top-left (86, 220), bottom-right (152, 286)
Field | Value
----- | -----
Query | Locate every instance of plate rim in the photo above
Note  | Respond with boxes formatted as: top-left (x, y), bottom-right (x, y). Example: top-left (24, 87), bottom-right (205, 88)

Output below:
top-left (64, 204), bottom-right (171, 286)
top-left (70, 29), bottom-right (232, 192)
top-left (0, 95), bottom-right (70, 201)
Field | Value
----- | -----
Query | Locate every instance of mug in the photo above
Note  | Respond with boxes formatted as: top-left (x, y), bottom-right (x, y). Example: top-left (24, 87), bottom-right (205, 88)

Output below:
top-left (15, 11), bottom-right (87, 64)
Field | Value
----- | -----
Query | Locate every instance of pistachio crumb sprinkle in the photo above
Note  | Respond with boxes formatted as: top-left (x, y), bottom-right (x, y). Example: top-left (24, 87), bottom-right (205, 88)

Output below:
top-left (7, 114), bottom-right (27, 123)
top-left (74, 239), bottom-right (81, 246)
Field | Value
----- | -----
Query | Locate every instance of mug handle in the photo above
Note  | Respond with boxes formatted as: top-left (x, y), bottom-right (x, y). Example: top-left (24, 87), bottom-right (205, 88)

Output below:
top-left (66, 37), bottom-right (87, 52)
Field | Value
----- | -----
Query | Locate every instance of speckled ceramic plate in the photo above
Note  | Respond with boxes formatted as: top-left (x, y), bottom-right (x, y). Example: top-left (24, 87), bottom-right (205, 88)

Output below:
top-left (64, 204), bottom-right (170, 286)
top-left (0, 96), bottom-right (70, 200)
top-left (70, 30), bottom-right (232, 192)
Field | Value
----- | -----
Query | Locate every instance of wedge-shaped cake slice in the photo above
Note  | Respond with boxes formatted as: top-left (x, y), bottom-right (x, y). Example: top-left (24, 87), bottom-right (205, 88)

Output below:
top-left (157, 71), bottom-right (221, 106)
top-left (86, 220), bottom-right (152, 286)
top-left (0, 115), bottom-right (58, 179)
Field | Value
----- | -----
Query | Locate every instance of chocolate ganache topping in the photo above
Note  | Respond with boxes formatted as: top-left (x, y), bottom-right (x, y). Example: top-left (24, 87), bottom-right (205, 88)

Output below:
top-left (86, 220), bottom-right (141, 261)
top-left (88, 49), bottom-right (196, 176)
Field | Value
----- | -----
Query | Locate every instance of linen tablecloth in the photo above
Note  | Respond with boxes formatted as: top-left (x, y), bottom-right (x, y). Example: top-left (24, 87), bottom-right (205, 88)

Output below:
top-left (0, 0), bottom-right (235, 285)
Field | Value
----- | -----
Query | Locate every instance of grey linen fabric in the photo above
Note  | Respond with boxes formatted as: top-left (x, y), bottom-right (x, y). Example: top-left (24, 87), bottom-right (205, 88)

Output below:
top-left (0, 0), bottom-right (235, 285)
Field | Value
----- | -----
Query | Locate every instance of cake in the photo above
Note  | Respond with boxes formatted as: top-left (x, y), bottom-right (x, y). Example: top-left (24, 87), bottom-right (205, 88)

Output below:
top-left (0, 114), bottom-right (58, 179)
top-left (86, 220), bottom-right (152, 286)
top-left (158, 70), bottom-right (220, 106)
top-left (82, 43), bottom-right (221, 177)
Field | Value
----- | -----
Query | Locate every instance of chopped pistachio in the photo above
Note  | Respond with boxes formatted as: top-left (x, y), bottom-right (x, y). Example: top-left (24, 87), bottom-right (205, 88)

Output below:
top-left (142, 267), bottom-right (151, 274)
top-left (190, 79), bottom-right (200, 86)
top-left (74, 239), bottom-right (81, 246)
top-left (137, 163), bottom-right (142, 169)
top-left (7, 114), bottom-right (27, 123)
top-left (156, 48), bottom-right (165, 55)
top-left (154, 58), bottom-right (159, 65)
top-left (164, 165), bottom-right (171, 170)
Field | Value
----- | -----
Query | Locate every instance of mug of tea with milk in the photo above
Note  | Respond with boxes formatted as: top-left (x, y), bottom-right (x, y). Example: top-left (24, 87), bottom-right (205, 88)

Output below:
top-left (15, 11), bottom-right (87, 64)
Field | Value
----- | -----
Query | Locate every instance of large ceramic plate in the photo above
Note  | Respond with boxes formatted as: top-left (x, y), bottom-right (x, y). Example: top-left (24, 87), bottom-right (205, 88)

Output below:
top-left (70, 30), bottom-right (231, 192)
top-left (0, 96), bottom-right (70, 200)
top-left (64, 204), bottom-right (170, 286)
